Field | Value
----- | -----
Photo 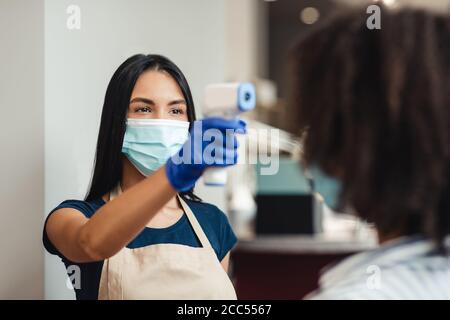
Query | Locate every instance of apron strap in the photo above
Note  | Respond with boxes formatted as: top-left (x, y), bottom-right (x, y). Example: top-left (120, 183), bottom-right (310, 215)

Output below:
top-left (177, 194), bottom-right (212, 249)
top-left (107, 184), bottom-right (125, 299)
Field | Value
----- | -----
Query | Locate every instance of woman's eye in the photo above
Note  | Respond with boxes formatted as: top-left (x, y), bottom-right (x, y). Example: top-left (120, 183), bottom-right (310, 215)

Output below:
top-left (170, 108), bottom-right (184, 115)
top-left (135, 106), bottom-right (151, 113)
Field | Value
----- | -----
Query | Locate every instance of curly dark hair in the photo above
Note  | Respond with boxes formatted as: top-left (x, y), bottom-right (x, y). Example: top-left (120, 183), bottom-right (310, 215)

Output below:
top-left (289, 5), bottom-right (450, 250)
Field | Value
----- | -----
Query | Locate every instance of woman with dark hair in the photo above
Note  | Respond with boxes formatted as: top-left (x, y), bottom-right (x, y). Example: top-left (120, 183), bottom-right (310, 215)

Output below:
top-left (290, 5), bottom-right (450, 299)
top-left (43, 54), bottom-right (245, 300)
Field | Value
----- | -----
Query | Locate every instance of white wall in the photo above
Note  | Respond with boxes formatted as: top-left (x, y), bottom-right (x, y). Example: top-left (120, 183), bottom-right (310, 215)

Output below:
top-left (44, 0), bottom-right (228, 299)
top-left (224, 0), bottom-right (268, 81)
top-left (0, 0), bottom-right (45, 299)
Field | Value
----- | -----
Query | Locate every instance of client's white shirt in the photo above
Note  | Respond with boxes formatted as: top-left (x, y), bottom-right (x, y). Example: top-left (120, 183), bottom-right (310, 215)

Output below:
top-left (307, 235), bottom-right (450, 300)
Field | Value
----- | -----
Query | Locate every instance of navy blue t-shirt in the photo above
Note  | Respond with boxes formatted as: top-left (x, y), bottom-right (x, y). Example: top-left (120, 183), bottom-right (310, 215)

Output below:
top-left (43, 197), bottom-right (237, 300)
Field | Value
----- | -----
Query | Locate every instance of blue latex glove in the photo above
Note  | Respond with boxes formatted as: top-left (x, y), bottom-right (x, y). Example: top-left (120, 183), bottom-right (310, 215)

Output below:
top-left (165, 117), bottom-right (247, 192)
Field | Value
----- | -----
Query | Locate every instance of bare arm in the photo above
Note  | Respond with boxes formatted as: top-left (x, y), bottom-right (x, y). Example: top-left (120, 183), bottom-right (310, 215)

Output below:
top-left (46, 166), bottom-right (176, 263)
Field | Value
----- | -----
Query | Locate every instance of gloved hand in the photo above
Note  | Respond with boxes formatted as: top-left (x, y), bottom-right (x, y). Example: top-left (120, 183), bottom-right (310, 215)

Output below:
top-left (165, 117), bottom-right (247, 192)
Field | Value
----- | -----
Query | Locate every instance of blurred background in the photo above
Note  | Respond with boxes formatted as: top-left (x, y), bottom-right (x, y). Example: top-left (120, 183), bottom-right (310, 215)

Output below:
top-left (0, 0), bottom-right (446, 299)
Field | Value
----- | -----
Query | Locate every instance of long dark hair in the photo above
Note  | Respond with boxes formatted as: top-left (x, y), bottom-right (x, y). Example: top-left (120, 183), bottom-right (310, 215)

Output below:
top-left (290, 6), bottom-right (450, 251)
top-left (85, 54), bottom-right (201, 202)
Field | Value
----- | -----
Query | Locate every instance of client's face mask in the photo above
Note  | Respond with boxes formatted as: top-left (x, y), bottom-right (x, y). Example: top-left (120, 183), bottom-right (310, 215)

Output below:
top-left (122, 118), bottom-right (189, 176)
top-left (307, 165), bottom-right (343, 211)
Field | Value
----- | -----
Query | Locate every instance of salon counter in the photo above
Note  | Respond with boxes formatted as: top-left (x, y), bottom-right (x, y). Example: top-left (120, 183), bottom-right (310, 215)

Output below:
top-left (230, 234), bottom-right (377, 299)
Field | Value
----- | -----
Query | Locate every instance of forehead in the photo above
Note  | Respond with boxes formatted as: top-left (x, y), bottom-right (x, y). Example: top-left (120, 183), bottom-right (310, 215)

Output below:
top-left (131, 69), bottom-right (184, 99)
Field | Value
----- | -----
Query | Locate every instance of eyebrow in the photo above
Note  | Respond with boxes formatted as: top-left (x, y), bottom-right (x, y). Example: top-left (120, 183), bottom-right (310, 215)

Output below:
top-left (129, 97), bottom-right (186, 106)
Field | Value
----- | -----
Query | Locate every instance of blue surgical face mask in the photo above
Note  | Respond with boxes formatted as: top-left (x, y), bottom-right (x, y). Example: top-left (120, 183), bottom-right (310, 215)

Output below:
top-left (122, 118), bottom-right (189, 176)
top-left (307, 165), bottom-right (343, 211)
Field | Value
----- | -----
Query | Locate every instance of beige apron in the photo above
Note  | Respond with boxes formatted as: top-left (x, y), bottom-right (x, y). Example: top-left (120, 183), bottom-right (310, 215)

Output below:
top-left (98, 184), bottom-right (237, 300)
